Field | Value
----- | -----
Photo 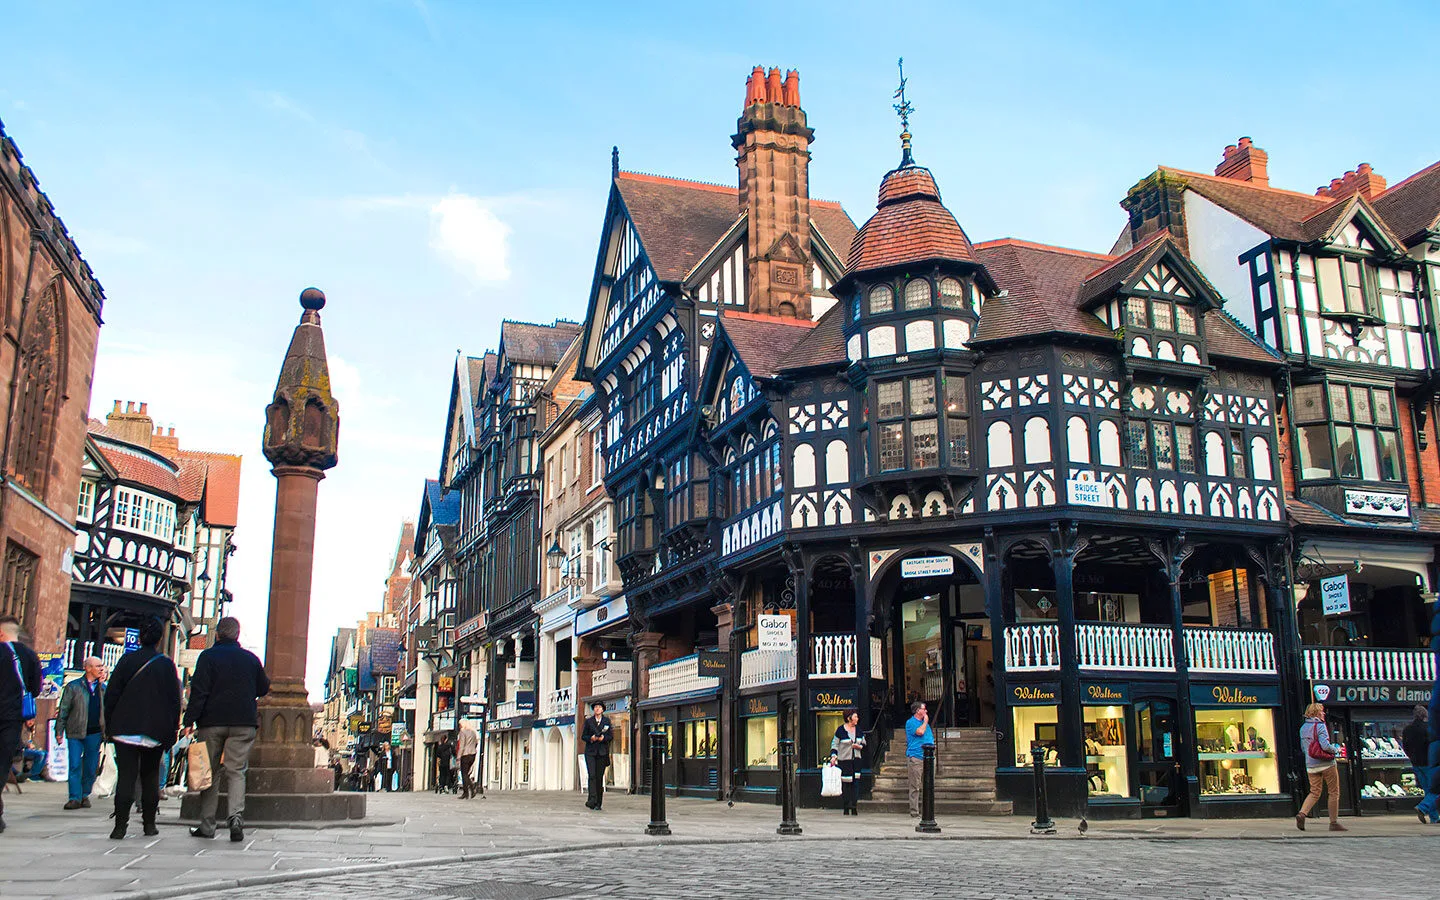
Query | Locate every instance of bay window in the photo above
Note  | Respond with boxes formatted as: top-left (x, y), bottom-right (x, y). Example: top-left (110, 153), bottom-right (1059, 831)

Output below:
top-left (1293, 381), bottom-right (1401, 482)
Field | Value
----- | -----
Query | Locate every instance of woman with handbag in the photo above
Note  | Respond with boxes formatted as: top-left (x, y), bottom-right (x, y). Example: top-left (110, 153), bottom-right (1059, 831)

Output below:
top-left (828, 708), bottom-right (866, 816)
top-left (1297, 701), bottom-right (1346, 832)
top-left (103, 618), bottom-right (182, 839)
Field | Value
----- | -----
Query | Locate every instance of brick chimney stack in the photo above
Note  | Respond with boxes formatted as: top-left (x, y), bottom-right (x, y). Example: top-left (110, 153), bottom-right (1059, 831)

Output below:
top-left (1214, 136), bottom-right (1270, 186)
top-left (1316, 163), bottom-right (1387, 201)
top-left (151, 424), bottom-right (180, 458)
top-left (105, 400), bottom-right (155, 448)
top-left (733, 66), bottom-right (813, 319)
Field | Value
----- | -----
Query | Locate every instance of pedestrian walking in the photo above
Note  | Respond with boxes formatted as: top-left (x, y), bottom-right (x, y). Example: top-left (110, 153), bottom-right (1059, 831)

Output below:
top-left (1401, 704), bottom-right (1437, 824)
top-left (183, 616), bottom-right (270, 842)
top-left (0, 615), bottom-right (40, 834)
top-left (1297, 701), bottom-right (1346, 831)
top-left (55, 655), bottom-right (106, 809)
top-left (828, 707), bottom-right (866, 816)
top-left (376, 745), bottom-right (394, 791)
top-left (434, 736), bottom-right (454, 793)
top-left (103, 618), bottom-right (181, 839)
top-left (905, 700), bottom-right (935, 818)
top-left (456, 720), bottom-right (479, 800)
top-left (580, 702), bottom-right (612, 810)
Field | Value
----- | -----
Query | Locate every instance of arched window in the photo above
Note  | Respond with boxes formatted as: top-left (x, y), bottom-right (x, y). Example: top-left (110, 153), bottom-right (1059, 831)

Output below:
top-left (1023, 417), bottom-right (1052, 464)
top-left (1067, 416), bottom-right (1090, 464)
top-left (1250, 435), bottom-right (1273, 481)
top-left (793, 444), bottom-right (817, 489)
top-left (1097, 420), bottom-right (1122, 466)
top-left (825, 439), bottom-right (849, 484)
top-left (9, 284), bottom-right (62, 492)
top-left (937, 277), bottom-right (965, 309)
top-left (987, 421), bottom-right (1013, 468)
top-left (867, 284), bottom-right (894, 315)
top-left (1204, 431), bottom-right (1227, 477)
top-left (904, 278), bottom-right (931, 311)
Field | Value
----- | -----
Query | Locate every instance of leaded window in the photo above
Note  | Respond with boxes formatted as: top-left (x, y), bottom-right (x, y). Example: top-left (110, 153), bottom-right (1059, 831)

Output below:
top-left (904, 278), bottom-right (931, 311)
top-left (874, 373), bottom-right (964, 472)
top-left (1293, 381), bottom-right (1401, 482)
top-left (938, 277), bottom-right (965, 309)
top-left (868, 285), bottom-right (894, 315)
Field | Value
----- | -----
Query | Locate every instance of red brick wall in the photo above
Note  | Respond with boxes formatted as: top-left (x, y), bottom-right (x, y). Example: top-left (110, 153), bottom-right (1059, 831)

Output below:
top-left (1398, 396), bottom-right (1439, 506)
top-left (1276, 399), bottom-right (1298, 500)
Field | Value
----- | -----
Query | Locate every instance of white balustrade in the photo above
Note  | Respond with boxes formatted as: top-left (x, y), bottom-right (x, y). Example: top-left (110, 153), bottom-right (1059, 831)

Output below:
top-left (740, 645), bottom-right (796, 688)
top-left (64, 639), bottom-right (125, 669)
top-left (493, 697), bottom-right (533, 720)
top-left (870, 636), bottom-right (884, 679)
top-left (1004, 624), bottom-right (1060, 671)
top-left (1077, 623), bottom-right (1175, 672)
top-left (646, 654), bottom-right (719, 700)
top-left (541, 685), bottom-right (574, 719)
top-left (811, 633), bottom-right (857, 678)
top-left (1184, 627), bottom-right (1276, 675)
top-left (1304, 646), bottom-right (1436, 683)
top-left (590, 662), bottom-right (632, 696)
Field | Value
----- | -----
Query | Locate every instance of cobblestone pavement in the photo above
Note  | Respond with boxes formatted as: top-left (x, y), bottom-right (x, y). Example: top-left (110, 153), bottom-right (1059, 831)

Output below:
top-left (1, 780), bottom-right (1434, 899)
top-left (209, 837), bottom-right (1433, 900)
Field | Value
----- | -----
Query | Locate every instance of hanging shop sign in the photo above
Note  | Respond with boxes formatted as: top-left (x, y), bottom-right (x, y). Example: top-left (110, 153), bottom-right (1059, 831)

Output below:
top-left (390, 721), bottom-right (407, 746)
top-left (346, 713), bottom-right (364, 731)
top-left (1313, 682), bottom-right (1433, 706)
top-left (697, 650), bottom-right (728, 678)
top-left (437, 676), bottom-right (455, 692)
top-left (1190, 683), bottom-right (1281, 708)
top-left (757, 614), bottom-right (792, 650)
top-left (810, 688), bottom-right (857, 711)
top-left (1067, 478), bottom-right (1108, 507)
top-left (1320, 574), bottom-right (1351, 616)
top-left (1009, 682), bottom-right (1060, 706)
top-left (377, 715), bottom-right (393, 735)
top-left (901, 556), bottom-right (954, 579)
top-left (1082, 682), bottom-right (1129, 705)
top-left (742, 695), bottom-right (777, 717)
top-left (124, 628), bottom-right (140, 652)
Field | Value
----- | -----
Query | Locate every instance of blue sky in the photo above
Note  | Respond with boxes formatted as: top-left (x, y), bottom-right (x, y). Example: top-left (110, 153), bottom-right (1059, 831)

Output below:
top-left (3, 0), bottom-right (1434, 693)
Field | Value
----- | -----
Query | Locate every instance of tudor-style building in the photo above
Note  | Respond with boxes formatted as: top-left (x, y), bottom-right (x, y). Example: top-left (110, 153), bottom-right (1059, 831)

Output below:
top-left (1120, 141), bottom-right (1440, 815)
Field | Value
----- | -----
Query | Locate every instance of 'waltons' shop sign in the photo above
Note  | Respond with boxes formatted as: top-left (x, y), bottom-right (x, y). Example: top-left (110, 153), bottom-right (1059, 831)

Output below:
top-left (1010, 682), bottom-right (1060, 705)
top-left (1190, 683), bottom-right (1280, 708)
top-left (1082, 683), bottom-right (1128, 704)
top-left (810, 688), bottom-right (857, 711)
top-left (742, 695), bottom-right (777, 717)
top-left (697, 650), bottom-right (728, 678)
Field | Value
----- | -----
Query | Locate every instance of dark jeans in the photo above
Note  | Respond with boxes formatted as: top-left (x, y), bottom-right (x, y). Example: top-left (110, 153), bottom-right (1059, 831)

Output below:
top-left (0, 718), bottom-right (21, 817)
top-left (112, 743), bottom-right (164, 824)
top-left (585, 753), bottom-right (608, 808)
top-left (838, 757), bottom-right (860, 811)
top-left (459, 754), bottom-right (476, 798)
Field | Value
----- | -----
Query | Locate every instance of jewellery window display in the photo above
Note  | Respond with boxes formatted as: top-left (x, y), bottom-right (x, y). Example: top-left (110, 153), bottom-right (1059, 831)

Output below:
top-left (1012, 706), bottom-right (1061, 767)
top-left (1354, 714), bottom-right (1424, 805)
top-left (1195, 708), bottom-right (1278, 796)
top-left (816, 711), bottom-right (842, 766)
top-left (1084, 705), bottom-right (1130, 798)
top-left (745, 715), bottom-right (779, 769)
top-left (682, 719), bottom-right (718, 760)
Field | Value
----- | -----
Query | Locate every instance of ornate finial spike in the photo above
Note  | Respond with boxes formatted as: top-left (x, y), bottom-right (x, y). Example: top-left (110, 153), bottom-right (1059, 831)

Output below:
top-left (611, 146), bottom-right (620, 179)
top-left (299, 287), bottom-right (326, 310)
top-left (893, 57), bottom-right (915, 167)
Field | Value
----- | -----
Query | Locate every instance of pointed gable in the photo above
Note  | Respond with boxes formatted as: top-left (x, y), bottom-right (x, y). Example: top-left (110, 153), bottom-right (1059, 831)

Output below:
top-left (1373, 159), bottom-right (1440, 247)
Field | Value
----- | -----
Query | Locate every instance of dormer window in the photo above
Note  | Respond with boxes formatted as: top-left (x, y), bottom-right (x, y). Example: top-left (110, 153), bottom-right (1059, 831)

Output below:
top-left (868, 285), bottom-right (894, 315)
top-left (1316, 256), bottom-right (1372, 317)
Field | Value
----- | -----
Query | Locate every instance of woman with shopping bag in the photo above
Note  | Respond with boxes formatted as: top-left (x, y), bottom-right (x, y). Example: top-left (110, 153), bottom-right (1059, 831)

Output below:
top-left (828, 708), bottom-right (866, 816)
top-left (103, 618), bottom-right (182, 839)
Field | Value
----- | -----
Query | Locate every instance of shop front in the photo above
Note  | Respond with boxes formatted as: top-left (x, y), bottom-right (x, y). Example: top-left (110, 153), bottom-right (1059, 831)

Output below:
top-left (638, 698), bottom-right (721, 798)
top-left (486, 712), bottom-right (534, 792)
top-left (734, 691), bottom-right (792, 797)
top-left (1307, 680), bottom-right (1434, 815)
top-left (1189, 682), bottom-right (1287, 818)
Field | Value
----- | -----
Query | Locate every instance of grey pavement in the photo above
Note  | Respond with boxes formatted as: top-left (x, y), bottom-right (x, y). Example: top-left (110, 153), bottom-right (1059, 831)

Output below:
top-left (0, 780), bottom-right (1434, 900)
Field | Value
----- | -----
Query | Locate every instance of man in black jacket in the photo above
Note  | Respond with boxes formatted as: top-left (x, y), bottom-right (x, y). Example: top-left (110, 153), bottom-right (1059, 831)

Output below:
top-left (580, 702), bottom-right (612, 811)
top-left (1402, 705), bottom-right (1437, 824)
top-left (0, 614), bottom-right (41, 834)
top-left (183, 616), bottom-right (270, 842)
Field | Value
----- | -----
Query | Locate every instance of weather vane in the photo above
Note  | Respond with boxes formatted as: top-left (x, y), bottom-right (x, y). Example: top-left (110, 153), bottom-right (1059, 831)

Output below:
top-left (893, 57), bottom-right (915, 166)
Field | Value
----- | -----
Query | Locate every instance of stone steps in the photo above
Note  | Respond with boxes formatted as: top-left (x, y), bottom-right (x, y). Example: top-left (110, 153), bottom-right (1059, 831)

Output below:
top-left (863, 726), bottom-right (1011, 815)
top-left (859, 798), bottom-right (1013, 816)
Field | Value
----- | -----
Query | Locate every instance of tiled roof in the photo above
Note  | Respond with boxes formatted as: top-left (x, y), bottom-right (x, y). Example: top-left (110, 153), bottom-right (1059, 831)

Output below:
top-left (172, 457), bottom-right (207, 504)
top-left (1289, 497), bottom-right (1440, 536)
top-left (614, 171), bottom-right (859, 282)
top-left (499, 320), bottom-right (581, 366)
top-left (1158, 167), bottom-right (1331, 242)
top-left (466, 354), bottom-right (491, 407)
top-left (846, 166), bottom-right (978, 273)
top-left (1205, 312), bottom-right (1280, 366)
top-left (92, 438), bottom-right (182, 497)
top-left (1373, 160), bottom-right (1440, 247)
top-left (971, 240), bottom-right (1116, 344)
top-left (425, 478), bottom-right (461, 527)
top-left (719, 312), bottom-right (815, 378)
top-left (780, 305), bottom-right (847, 371)
top-left (191, 451), bottom-right (243, 528)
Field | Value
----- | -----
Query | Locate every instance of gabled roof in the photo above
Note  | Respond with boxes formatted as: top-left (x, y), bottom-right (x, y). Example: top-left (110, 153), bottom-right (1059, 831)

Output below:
top-left (780, 305), bottom-right (847, 371)
top-left (175, 450), bottom-right (242, 528)
top-left (1205, 312), bottom-right (1281, 366)
top-left (466, 354), bottom-right (491, 408)
top-left (1372, 160), bottom-right (1440, 247)
top-left (1076, 230), bottom-right (1173, 306)
top-left (971, 240), bottom-right (1117, 344)
top-left (845, 165), bottom-right (978, 274)
top-left (499, 320), bottom-right (582, 367)
top-left (90, 435), bottom-right (183, 497)
top-left (425, 479), bottom-right (461, 527)
top-left (718, 312), bottom-right (815, 379)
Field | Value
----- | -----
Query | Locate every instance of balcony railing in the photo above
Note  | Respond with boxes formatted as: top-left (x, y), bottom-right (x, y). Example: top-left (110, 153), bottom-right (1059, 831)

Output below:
top-left (740, 645), bottom-right (796, 689)
top-left (1004, 623), bottom-right (1277, 675)
top-left (1304, 646), bottom-right (1436, 683)
top-left (493, 697), bottom-right (534, 720)
top-left (809, 634), bottom-right (886, 679)
top-left (64, 640), bottom-right (125, 670)
top-left (1077, 623), bottom-right (1175, 672)
top-left (541, 685), bottom-right (574, 718)
top-left (646, 654), bottom-right (719, 700)
top-left (590, 663), bottom-right (632, 696)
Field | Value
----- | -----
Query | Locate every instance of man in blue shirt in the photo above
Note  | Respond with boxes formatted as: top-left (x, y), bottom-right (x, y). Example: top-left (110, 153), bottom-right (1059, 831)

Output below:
top-left (905, 700), bottom-right (935, 817)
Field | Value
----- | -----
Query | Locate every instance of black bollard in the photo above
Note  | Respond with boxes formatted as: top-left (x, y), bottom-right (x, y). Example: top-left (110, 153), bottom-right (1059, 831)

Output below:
top-left (776, 738), bottom-right (802, 835)
top-left (1030, 749), bottom-right (1056, 834)
top-left (645, 731), bottom-right (671, 836)
top-left (916, 742), bottom-right (941, 833)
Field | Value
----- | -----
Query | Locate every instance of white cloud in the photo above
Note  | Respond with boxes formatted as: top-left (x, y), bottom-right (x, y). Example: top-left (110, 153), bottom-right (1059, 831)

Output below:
top-left (428, 193), bottom-right (511, 283)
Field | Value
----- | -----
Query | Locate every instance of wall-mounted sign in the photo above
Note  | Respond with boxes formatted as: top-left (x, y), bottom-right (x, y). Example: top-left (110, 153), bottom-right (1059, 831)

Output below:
top-left (1320, 574), bottom-right (1351, 616)
top-left (901, 556), bottom-right (954, 579)
top-left (1009, 682), bottom-right (1060, 706)
top-left (1313, 682), bottom-right (1433, 706)
top-left (757, 614), bottom-right (792, 650)
top-left (124, 629), bottom-right (139, 653)
top-left (1067, 478), bottom-right (1108, 507)
top-left (1344, 489), bottom-right (1410, 518)
top-left (576, 595), bottom-right (629, 636)
top-left (697, 650), bottom-right (728, 678)
top-left (437, 676), bottom-right (455, 692)
top-left (742, 695), bottom-right (777, 717)
top-left (1082, 682), bottom-right (1129, 705)
top-left (645, 709), bottom-right (671, 725)
top-left (682, 701), bottom-right (719, 721)
top-left (398, 698), bottom-right (417, 710)
top-left (810, 688), bottom-right (857, 711)
top-left (1190, 683), bottom-right (1280, 708)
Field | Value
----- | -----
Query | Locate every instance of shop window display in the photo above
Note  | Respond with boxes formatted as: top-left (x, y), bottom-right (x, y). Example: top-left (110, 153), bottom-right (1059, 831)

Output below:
top-left (1355, 715), bottom-right (1425, 802)
top-left (745, 715), bottom-right (779, 769)
top-left (1195, 708), bottom-right (1277, 796)
top-left (683, 719), bottom-right (718, 759)
top-left (816, 711), bottom-right (843, 765)
top-left (1012, 706), bottom-right (1060, 766)
top-left (1084, 706), bottom-right (1130, 798)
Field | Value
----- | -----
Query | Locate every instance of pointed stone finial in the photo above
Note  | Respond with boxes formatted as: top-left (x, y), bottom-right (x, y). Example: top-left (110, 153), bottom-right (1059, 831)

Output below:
top-left (612, 146), bottom-right (620, 179)
top-left (263, 288), bottom-right (340, 471)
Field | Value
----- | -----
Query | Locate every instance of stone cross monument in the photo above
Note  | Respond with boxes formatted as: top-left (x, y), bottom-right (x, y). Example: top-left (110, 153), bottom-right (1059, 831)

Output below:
top-left (183, 288), bottom-right (364, 821)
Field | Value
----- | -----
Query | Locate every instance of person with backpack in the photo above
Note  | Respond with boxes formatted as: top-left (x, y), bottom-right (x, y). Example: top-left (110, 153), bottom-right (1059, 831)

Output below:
top-left (1297, 701), bottom-right (1345, 831)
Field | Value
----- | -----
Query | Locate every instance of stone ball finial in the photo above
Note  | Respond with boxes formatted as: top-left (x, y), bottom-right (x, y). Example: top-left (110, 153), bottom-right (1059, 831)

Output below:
top-left (300, 287), bottom-right (326, 310)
